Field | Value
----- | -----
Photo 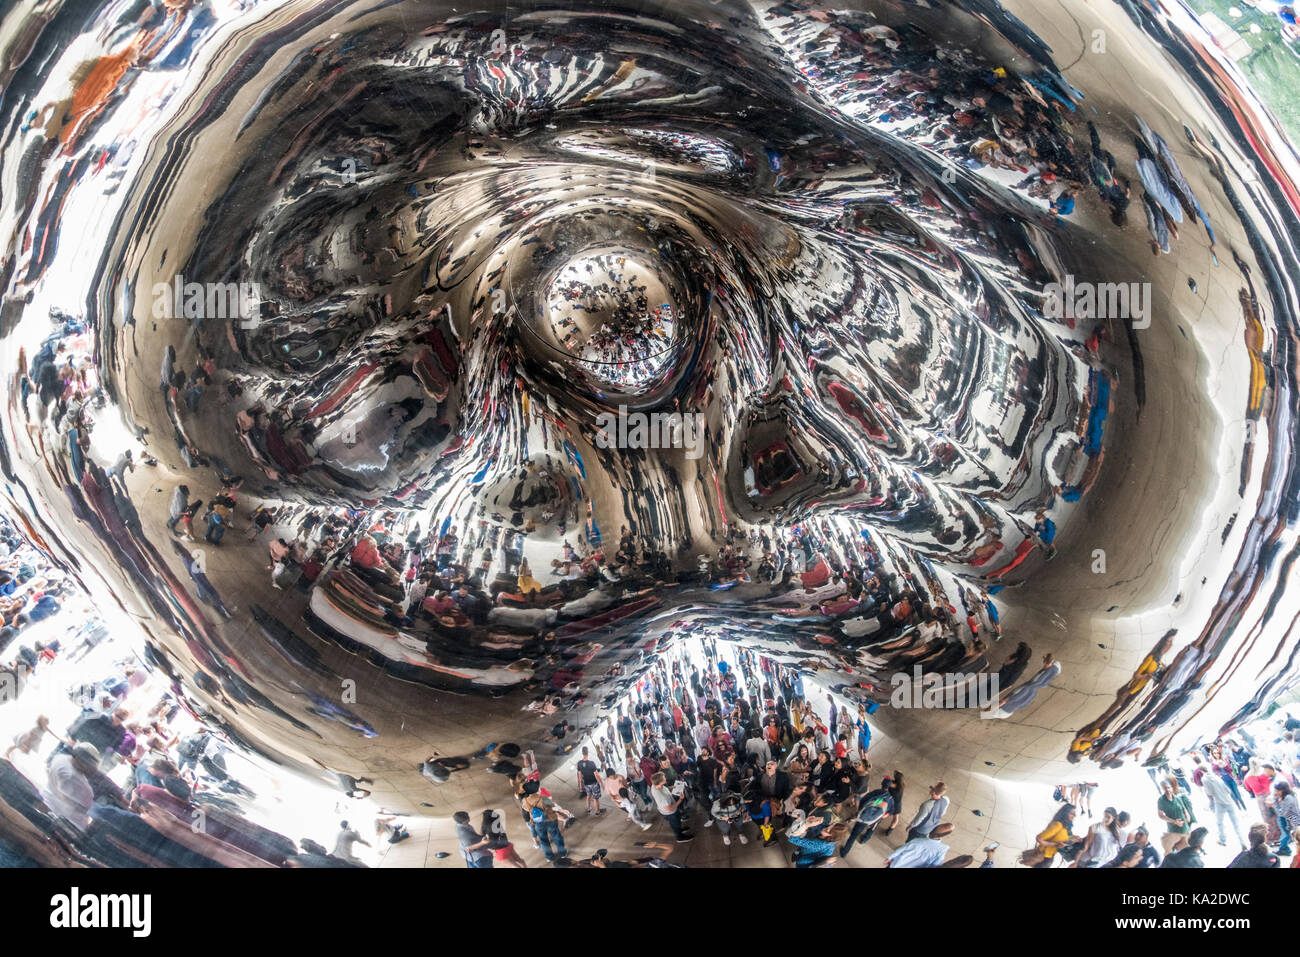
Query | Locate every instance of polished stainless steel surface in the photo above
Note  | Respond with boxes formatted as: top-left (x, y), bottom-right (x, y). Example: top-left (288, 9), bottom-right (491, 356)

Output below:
top-left (1, 0), bottom-right (1298, 866)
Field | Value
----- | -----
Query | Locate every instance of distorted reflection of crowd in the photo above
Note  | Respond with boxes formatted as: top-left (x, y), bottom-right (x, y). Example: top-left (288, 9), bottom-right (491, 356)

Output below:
top-left (1032, 716), bottom-right (1300, 869)
top-left (0, 506), bottom-right (414, 867)
top-left (454, 634), bottom-right (1005, 868)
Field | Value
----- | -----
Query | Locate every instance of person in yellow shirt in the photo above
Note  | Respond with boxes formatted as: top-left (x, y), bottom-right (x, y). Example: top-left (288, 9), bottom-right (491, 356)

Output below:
top-left (517, 558), bottom-right (543, 600)
top-left (1034, 804), bottom-right (1077, 868)
top-left (1125, 632), bottom-right (1173, 696)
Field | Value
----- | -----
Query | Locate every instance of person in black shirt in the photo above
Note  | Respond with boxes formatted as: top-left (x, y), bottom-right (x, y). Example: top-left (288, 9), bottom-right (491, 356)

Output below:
top-left (67, 709), bottom-right (125, 757)
top-left (1161, 827), bottom-right (1207, 868)
top-left (696, 748), bottom-right (720, 803)
top-left (575, 747), bottom-right (605, 815)
top-left (1228, 825), bottom-right (1281, 868)
top-left (1102, 845), bottom-right (1143, 868)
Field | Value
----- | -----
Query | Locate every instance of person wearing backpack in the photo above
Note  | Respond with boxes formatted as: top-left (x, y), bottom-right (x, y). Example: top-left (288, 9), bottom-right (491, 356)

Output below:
top-left (841, 778), bottom-right (896, 857)
top-left (520, 779), bottom-right (573, 863)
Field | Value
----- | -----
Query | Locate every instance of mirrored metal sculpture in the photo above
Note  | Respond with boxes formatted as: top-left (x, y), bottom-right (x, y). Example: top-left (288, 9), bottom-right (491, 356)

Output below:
top-left (0, 0), bottom-right (1298, 867)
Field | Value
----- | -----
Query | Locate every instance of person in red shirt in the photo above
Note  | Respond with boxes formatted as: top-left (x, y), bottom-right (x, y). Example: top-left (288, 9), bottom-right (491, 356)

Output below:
top-left (349, 535), bottom-right (382, 569)
top-left (1243, 762), bottom-right (1274, 801)
top-left (639, 753), bottom-right (658, 790)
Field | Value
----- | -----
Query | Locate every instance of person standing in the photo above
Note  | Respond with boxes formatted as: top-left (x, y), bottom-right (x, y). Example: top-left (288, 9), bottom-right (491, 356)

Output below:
top-left (1201, 767), bottom-right (1247, 849)
top-left (617, 709), bottom-right (637, 751)
top-left (1034, 804), bottom-right (1076, 868)
top-left (1272, 780), bottom-right (1299, 858)
top-left (204, 502), bottom-right (228, 545)
top-left (575, 747), bottom-right (605, 815)
top-left (520, 782), bottom-right (573, 863)
top-left (1114, 825), bottom-right (1161, 868)
top-left (906, 782), bottom-right (949, 841)
top-left (454, 810), bottom-right (494, 868)
top-left (991, 653), bottom-right (1061, 718)
top-left (790, 823), bottom-right (848, 868)
top-left (616, 785), bottom-right (653, 830)
top-left (1227, 825), bottom-right (1280, 868)
top-left (332, 820), bottom-right (371, 865)
top-left (841, 780), bottom-right (895, 857)
top-left (882, 771), bottom-right (905, 835)
top-left (167, 485), bottom-right (191, 536)
top-left (1156, 777), bottom-right (1195, 855)
top-left (481, 809), bottom-right (528, 868)
top-left (695, 746), bottom-right (720, 805)
top-left (42, 743), bottom-right (99, 830)
top-left (651, 772), bottom-right (693, 843)
top-left (1073, 806), bottom-right (1121, 867)
top-left (756, 759), bottom-right (792, 823)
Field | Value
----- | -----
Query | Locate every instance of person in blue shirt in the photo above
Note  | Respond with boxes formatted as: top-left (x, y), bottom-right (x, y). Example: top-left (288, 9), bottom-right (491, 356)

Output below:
top-left (1033, 512), bottom-right (1057, 559)
top-left (26, 592), bottom-right (61, 622)
top-left (749, 795), bottom-right (775, 845)
top-left (1051, 190), bottom-right (1076, 216)
top-left (884, 822), bottom-right (954, 867)
top-left (790, 823), bottom-right (847, 867)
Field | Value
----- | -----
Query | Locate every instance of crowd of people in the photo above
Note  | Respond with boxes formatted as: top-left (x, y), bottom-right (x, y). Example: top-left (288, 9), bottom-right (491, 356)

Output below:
top-left (1034, 713), bottom-right (1300, 868)
top-left (546, 253), bottom-right (677, 388)
top-left (265, 491), bottom-right (1028, 716)
top-left (434, 635), bottom-right (1005, 869)
top-left (0, 498), bottom-right (422, 868)
top-left (762, 1), bottom-right (1221, 263)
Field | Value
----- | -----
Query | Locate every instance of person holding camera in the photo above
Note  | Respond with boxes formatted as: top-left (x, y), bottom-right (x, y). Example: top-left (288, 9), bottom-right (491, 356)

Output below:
top-left (651, 771), bottom-right (693, 842)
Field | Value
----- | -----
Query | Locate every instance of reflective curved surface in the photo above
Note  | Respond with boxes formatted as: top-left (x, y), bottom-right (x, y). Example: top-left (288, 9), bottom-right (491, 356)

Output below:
top-left (1, 0), bottom-right (1299, 867)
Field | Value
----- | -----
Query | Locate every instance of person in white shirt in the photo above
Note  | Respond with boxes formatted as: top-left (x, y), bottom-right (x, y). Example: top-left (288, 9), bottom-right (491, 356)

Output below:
top-left (744, 732), bottom-right (772, 767)
top-left (1072, 807), bottom-right (1122, 867)
top-left (1114, 810), bottom-right (1133, 850)
top-left (43, 743), bottom-right (98, 830)
top-left (917, 616), bottom-right (945, 642)
top-left (1201, 769), bottom-right (1247, 848)
top-left (693, 719), bottom-right (712, 752)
